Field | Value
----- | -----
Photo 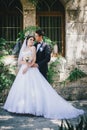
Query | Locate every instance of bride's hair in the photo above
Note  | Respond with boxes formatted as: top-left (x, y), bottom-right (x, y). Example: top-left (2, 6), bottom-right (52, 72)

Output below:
top-left (26, 35), bottom-right (35, 45)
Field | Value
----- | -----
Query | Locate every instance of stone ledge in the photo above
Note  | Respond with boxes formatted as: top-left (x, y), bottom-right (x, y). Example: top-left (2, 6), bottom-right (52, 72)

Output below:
top-left (59, 86), bottom-right (87, 100)
top-left (76, 58), bottom-right (87, 65)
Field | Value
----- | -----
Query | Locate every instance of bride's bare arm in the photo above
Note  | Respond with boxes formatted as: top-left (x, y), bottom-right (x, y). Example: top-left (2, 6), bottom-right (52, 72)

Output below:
top-left (28, 46), bottom-right (36, 67)
top-left (22, 47), bottom-right (36, 74)
top-left (19, 59), bottom-right (26, 65)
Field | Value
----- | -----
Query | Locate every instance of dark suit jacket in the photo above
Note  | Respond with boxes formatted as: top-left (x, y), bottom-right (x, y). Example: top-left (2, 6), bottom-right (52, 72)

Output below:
top-left (34, 42), bottom-right (51, 78)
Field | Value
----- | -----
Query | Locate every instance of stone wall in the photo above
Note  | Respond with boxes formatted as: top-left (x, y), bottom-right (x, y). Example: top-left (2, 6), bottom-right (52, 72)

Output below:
top-left (57, 0), bottom-right (87, 81)
top-left (65, 0), bottom-right (87, 73)
top-left (51, 0), bottom-right (87, 100)
top-left (53, 77), bottom-right (87, 100)
top-left (20, 0), bottom-right (36, 28)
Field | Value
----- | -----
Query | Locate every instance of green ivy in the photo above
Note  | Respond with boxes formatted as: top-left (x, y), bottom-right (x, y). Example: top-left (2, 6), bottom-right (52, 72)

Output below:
top-left (67, 68), bottom-right (87, 82)
top-left (60, 68), bottom-right (87, 86)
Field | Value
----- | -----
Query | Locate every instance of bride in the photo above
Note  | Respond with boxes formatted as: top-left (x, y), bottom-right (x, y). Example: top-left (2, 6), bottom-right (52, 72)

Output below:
top-left (4, 35), bottom-right (84, 119)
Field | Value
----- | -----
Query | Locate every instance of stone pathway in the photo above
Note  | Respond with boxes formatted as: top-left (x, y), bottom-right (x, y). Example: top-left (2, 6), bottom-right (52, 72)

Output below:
top-left (0, 100), bottom-right (87, 130)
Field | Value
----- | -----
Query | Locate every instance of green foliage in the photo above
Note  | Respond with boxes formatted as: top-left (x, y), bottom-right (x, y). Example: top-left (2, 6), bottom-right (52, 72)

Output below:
top-left (65, 119), bottom-right (74, 130)
top-left (0, 38), bottom-right (16, 102)
top-left (16, 26), bottom-right (40, 42)
top-left (16, 30), bottom-right (24, 41)
top-left (43, 36), bottom-right (56, 51)
top-left (59, 116), bottom-right (87, 130)
top-left (67, 68), bottom-right (87, 82)
top-left (59, 120), bottom-right (64, 130)
top-left (0, 38), bottom-right (6, 46)
top-left (0, 54), bottom-right (15, 102)
top-left (16, 26), bottom-right (55, 51)
top-left (0, 60), bottom-right (15, 93)
top-left (47, 62), bottom-right (56, 84)
top-left (0, 38), bottom-right (8, 54)
top-left (60, 68), bottom-right (87, 85)
top-left (47, 57), bottom-right (60, 83)
top-left (0, 38), bottom-right (15, 55)
top-left (0, 26), bottom-right (41, 55)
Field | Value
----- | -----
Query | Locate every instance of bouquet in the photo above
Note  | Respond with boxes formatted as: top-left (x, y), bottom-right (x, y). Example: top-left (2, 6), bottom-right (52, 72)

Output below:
top-left (23, 56), bottom-right (32, 63)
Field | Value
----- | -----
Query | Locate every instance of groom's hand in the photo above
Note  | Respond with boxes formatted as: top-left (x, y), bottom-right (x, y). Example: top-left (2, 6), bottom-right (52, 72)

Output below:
top-left (32, 63), bottom-right (39, 68)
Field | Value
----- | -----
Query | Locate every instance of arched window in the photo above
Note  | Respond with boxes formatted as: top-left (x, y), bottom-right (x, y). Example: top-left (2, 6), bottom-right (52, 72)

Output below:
top-left (0, 0), bottom-right (23, 43)
top-left (36, 0), bottom-right (65, 56)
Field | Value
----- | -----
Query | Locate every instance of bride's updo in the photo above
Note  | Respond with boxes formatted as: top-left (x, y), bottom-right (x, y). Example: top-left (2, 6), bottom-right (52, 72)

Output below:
top-left (26, 35), bottom-right (35, 45)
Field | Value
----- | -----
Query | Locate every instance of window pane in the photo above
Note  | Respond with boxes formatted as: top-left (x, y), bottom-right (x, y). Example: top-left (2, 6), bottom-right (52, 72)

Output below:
top-left (0, 0), bottom-right (23, 43)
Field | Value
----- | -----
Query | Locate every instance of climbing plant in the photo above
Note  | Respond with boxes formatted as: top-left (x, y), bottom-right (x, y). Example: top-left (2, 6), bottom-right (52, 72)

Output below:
top-left (67, 68), bottom-right (87, 82)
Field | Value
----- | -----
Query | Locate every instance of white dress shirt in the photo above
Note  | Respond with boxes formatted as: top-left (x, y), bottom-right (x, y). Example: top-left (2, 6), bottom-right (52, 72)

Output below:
top-left (37, 44), bottom-right (41, 52)
top-left (37, 41), bottom-right (43, 52)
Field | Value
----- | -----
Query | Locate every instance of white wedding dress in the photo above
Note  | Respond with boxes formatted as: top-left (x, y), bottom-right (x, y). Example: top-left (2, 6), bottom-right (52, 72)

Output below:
top-left (4, 50), bottom-right (84, 119)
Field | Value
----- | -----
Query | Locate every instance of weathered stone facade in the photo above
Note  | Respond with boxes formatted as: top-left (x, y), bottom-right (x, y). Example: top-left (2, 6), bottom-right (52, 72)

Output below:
top-left (20, 0), bottom-right (36, 28)
top-left (65, 0), bottom-right (87, 74)
top-left (20, 0), bottom-right (87, 78)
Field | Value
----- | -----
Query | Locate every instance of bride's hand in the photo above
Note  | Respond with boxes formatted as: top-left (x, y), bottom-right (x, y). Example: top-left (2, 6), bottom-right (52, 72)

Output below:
top-left (22, 67), bottom-right (28, 74)
top-left (20, 60), bottom-right (26, 65)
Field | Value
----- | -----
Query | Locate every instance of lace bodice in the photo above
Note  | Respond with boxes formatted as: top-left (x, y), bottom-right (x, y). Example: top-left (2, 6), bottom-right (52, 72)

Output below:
top-left (22, 50), bottom-right (33, 62)
top-left (22, 50), bottom-right (32, 57)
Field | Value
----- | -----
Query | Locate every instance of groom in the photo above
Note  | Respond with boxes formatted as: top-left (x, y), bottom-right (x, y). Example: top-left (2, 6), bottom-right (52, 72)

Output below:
top-left (33, 29), bottom-right (51, 79)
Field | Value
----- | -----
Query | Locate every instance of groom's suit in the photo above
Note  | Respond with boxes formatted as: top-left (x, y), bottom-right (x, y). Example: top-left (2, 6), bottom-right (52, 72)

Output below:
top-left (34, 42), bottom-right (51, 79)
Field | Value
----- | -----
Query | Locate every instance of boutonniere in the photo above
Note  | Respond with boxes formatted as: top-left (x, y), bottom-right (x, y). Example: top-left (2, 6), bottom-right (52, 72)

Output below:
top-left (39, 47), bottom-right (43, 52)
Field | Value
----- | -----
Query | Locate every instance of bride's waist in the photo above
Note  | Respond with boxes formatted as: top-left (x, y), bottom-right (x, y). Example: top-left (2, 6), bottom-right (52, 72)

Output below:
top-left (21, 64), bottom-right (38, 69)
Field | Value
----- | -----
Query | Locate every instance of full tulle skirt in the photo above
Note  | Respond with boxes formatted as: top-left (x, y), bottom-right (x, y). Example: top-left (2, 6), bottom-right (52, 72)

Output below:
top-left (4, 65), bottom-right (84, 119)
